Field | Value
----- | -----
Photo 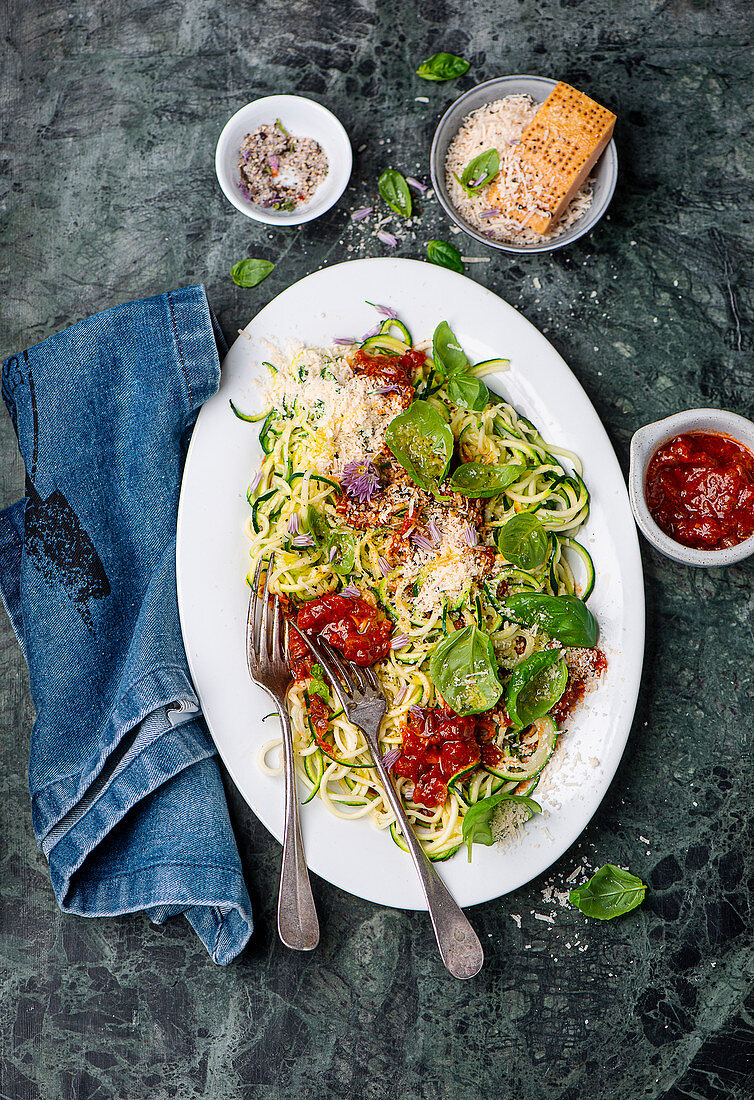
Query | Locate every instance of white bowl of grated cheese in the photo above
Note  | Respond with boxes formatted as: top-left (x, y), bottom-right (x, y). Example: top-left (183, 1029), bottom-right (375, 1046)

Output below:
top-left (215, 94), bottom-right (353, 226)
top-left (430, 75), bottom-right (618, 253)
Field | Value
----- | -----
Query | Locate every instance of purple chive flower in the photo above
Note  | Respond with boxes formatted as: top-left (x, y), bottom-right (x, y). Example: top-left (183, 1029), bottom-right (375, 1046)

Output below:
top-left (249, 469), bottom-right (263, 493)
top-left (288, 513), bottom-right (300, 535)
top-left (464, 523), bottom-right (479, 547)
top-left (269, 154), bottom-right (279, 172)
top-left (361, 323), bottom-right (382, 340)
top-left (405, 177), bottom-right (427, 193)
top-left (291, 534), bottom-right (315, 549)
top-left (393, 684), bottom-right (408, 704)
top-left (333, 337), bottom-right (356, 345)
top-left (376, 230), bottom-right (398, 247)
top-left (411, 532), bottom-right (435, 553)
top-left (390, 633), bottom-right (410, 650)
top-left (409, 704), bottom-right (424, 719)
top-left (351, 206), bottom-right (373, 221)
top-left (373, 384), bottom-right (402, 395)
top-left (382, 747), bottom-right (401, 772)
top-left (370, 303), bottom-right (399, 318)
top-left (481, 208), bottom-right (502, 219)
top-left (378, 556), bottom-right (392, 577)
top-left (341, 584), bottom-right (360, 599)
top-left (340, 459), bottom-right (380, 503)
top-left (426, 518), bottom-right (441, 544)
top-left (329, 546), bottom-right (337, 561)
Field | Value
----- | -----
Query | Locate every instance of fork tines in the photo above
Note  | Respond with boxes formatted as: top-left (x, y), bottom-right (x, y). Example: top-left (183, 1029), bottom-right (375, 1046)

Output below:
top-left (247, 553), bottom-right (283, 674)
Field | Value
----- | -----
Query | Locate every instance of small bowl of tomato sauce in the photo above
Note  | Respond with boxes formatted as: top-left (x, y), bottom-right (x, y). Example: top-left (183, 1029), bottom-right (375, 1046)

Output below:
top-left (629, 409), bottom-right (754, 566)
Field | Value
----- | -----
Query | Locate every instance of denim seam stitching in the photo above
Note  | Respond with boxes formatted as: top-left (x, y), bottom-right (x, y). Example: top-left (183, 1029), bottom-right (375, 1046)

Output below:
top-left (85, 861), bottom-right (241, 882)
top-left (213, 906), bottom-right (229, 958)
top-left (167, 290), bottom-right (194, 406)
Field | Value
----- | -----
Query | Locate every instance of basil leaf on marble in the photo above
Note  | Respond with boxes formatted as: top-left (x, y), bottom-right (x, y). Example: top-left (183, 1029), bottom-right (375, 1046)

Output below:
top-left (497, 513), bottom-right (549, 570)
top-left (426, 239), bottom-right (465, 273)
top-left (429, 624), bottom-right (504, 716)
top-left (450, 462), bottom-right (525, 498)
top-left (416, 52), bottom-right (470, 82)
top-left (455, 149), bottom-right (500, 196)
top-left (446, 373), bottom-right (489, 411)
top-left (461, 790), bottom-right (541, 858)
top-left (503, 592), bottom-right (598, 647)
top-left (308, 663), bottom-right (331, 706)
top-left (505, 649), bottom-right (568, 729)
top-left (231, 258), bottom-right (275, 288)
top-left (378, 169), bottom-right (412, 218)
top-left (384, 400), bottom-right (453, 491)
top-left (432, 320), bottom-right (468, 379)
top-left (569, 865), bottom-right (647, 919)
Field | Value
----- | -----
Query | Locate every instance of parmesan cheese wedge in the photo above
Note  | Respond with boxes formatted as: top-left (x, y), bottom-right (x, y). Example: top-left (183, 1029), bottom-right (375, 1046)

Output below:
top-left (489, 82), bottom-right (616, 235)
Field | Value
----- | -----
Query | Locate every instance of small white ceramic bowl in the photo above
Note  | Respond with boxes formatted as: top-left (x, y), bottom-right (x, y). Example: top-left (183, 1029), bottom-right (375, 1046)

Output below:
top-left (429, 75), bottom-right (618, 254)
top-left (629, 408), bottom-right (754, 566)
top-left (215, 94), bottom-right (352, 226)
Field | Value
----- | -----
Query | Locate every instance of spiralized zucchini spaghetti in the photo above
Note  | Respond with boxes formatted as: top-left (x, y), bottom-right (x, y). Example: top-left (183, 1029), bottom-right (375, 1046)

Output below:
top-left (241, 309), bottom-right (606, 862)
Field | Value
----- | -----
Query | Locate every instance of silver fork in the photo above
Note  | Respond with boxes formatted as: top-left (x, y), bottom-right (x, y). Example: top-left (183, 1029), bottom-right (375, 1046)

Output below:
top-left (290, 624), bottom-right (484, 979)
top-left (247, 556), bottom-right (319, 951)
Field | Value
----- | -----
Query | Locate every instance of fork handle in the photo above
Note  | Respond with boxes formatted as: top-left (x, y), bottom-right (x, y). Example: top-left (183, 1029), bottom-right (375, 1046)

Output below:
top-left (277, 706), bottom-right (320, 951)
top-left (370, 750), bottom-right (483, 979)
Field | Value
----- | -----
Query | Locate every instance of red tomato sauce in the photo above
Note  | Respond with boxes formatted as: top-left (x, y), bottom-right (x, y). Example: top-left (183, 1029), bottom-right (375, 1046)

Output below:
top-left (645, 431), bottom-right (754, 550)
top-left (289, 592), bottom-right (392, 671)
top-left (393, 705), bottom-right (503, 809)
top-left (351, 347), bottom-right (424, 387)
top-left (551, 649), bottom-right (607, 726)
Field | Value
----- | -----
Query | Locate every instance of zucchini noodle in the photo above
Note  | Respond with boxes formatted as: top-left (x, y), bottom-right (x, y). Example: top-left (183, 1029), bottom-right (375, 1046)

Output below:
top-left (243, 319), bottom-right (598, 862)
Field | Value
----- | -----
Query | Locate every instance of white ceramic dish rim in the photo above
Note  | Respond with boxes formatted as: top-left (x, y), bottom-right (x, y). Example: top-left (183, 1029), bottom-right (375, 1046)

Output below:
top-left (214, 94), bottom-right (352, 226)
top-left (429, 74), bottom-right (618, 255)
top-left (176, 257), bottom-right (645, 911)
top-left (629, 408), bottom-right (754, 566)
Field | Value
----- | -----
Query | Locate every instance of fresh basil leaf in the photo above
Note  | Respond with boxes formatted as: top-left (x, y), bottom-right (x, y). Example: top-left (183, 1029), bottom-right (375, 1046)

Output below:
top-left (503, 592), bottom-right (598, 647)
top-left (497, 512), bottom-right (549, 569)
top-left (307, 506), bottom-right (355, 575)
top-left (446, 373), bottom-right (490, 411)
top-left (432, 320), bottom-right (468, 379)
top-left (308, 663), bottom-right (332, 706)
top-left (378, 169), bottom-right (412, 218)
top-left (384, 400), bottom-right (453, 491)
top-left (454, 149), bottom-right (500, 196)
top-left (231, 258), bottom-right (275, 288)
top-left (416, 52), bottom-right (470, 82)
top-left (426, 239), bottom-right (464, 273)
top-left (450, 462), bottom-right (525, 498)
top-left (569, 864), bottom-right (647, 919)
top-left (462, 790), bottom-right (541, 859)
top-left (429, 624), bottom-right (504, 716)
top-left (505, 649), bottom-right (568, 728)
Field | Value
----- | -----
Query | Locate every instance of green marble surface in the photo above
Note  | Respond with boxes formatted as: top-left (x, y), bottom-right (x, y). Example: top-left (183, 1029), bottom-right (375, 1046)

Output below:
top-left (1, 1), bottom-right (752, 1097)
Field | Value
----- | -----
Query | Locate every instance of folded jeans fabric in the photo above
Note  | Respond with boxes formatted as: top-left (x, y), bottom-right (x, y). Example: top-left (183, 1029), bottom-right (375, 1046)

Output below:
top-left (0, 285), bottom-right (253, 964)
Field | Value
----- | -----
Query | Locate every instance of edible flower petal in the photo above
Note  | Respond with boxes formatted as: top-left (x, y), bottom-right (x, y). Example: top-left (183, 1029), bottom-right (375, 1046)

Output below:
top-left (340, 459), bottom-right (380, 503)
top-left (390, 633), bottom-right (410, 649)
top-left (405, 177), bottom-right (427, 193)
top-left (376, 230), bottom-right (398, 247)
top-left (382, 747), bottom-right (402, 772)
top-left (351, 206), bottom-right (373, 221)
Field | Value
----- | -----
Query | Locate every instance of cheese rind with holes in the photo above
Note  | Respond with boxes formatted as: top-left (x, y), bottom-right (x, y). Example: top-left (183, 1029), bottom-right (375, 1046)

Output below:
top-left (494, 82), bottom-right (616, 235)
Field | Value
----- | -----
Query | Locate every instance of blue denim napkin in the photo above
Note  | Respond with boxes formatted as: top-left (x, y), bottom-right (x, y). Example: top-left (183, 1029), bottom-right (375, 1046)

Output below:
top-left (0, 285), bottom-right (253, 963)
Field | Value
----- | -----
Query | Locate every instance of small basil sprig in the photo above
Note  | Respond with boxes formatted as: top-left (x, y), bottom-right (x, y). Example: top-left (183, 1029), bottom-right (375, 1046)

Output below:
top-left (503, 592), bottom-right (598, 647)
top-left (378, 169), bottom-right (412, 218)
top-left (569, 864), bottom-right (647, 919)
top-left (446, 373), bottom-right (489, 411)
top-left (429, 624), bottom-right (504, 716)
top-left (450, 462), bottom-right (525, 498)
top-left (505, 650), bottom-right (568, 728)
top-left (462, 789), bottom-right (541, 859)
top-left (384, 400), bottom-right (453, 492)
top-left (416, 52), bottom-right (470, 82)
top-left (307, 506), bottom-right (356, 576)
top-left (427, 239), bottom-right (464, 273)
top-left (497, 513), bottom-right (549, 569)
top-left (432, 320), bottom-right (468, 378)
top-left (308, 663), bottom-right (331, 706)
top-left (455, 149), bottom-right (500, 196)
top-left (231, 258), bottom-right (275, 287)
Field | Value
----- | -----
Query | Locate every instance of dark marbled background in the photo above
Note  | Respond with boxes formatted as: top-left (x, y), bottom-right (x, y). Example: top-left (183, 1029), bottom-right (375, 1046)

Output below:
top-left (1, 1), bottom-right (752, 1097)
